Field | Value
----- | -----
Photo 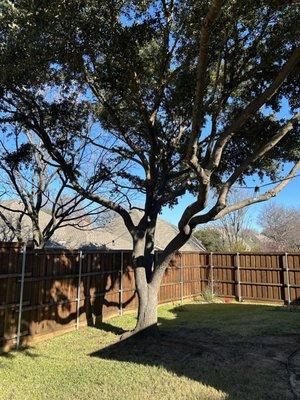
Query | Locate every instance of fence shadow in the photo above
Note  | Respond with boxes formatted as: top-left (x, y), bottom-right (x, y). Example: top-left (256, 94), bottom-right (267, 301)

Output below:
top-left (25, 250), bottom-right (136, 339)
top-left (90, 303), bottom-right (300, 399)
top-left (0, 247), bottom-right (137, 351)
top-left (1, 245), bottom-right (300, 352)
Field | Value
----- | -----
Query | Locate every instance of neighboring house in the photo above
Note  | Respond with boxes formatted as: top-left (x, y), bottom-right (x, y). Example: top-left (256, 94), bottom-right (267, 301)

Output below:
top-left (92, 210), bottom-right (205, 251)
top-left (0, 203), bottom-right (205, 251)
top-left (0, 200), bottom-right (91, 248)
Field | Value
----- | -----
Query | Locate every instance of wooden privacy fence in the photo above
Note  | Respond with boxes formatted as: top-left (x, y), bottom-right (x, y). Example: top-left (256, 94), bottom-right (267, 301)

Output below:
top-left (0, 242), bottom-right (299, 351)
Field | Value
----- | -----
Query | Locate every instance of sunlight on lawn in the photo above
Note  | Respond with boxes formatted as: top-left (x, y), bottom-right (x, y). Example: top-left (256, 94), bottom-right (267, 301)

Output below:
top-left (0, 301), bottom-right (299, 400)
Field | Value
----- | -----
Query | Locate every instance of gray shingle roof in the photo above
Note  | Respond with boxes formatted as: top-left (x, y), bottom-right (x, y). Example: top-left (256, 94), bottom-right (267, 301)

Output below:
top-left (0, 202), bottom-right (205, 251)
top-left (83, 210), bottom-right (205, 251)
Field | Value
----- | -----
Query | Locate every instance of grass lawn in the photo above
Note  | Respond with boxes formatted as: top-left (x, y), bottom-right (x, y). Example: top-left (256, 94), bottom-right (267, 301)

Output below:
top-left (0, 302), bottom-right (299, 400)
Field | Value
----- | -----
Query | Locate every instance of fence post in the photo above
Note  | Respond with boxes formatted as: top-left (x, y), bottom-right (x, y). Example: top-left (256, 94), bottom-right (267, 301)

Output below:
top-left (16, 244), bottom-right (26, 349)
top-left (120, 251), bottom-right (124, 315)
top-left (284, 252), bottom-right (291, 305)
top-left (180, 253), bottom-right (183, 304)
top-left (76, 251), bottom-right (83, 330)
top-left (235, 252), bottom-right (242, 302)
top-left (210, 252), bottom-right (214, 296)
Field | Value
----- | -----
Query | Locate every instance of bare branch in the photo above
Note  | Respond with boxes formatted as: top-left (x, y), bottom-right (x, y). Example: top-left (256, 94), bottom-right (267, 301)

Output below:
top-left (214, 161), bottom-right (300, 219)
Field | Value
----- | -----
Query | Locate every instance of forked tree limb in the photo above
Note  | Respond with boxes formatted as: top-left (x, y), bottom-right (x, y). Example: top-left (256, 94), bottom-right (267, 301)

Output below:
top-left (212, 161), bottom-right (300, 220)
top-left (216, 113), bottom-right (300, 205)
top-left (208, 47), bottom-right (300, 171)
top-left (154, 159), bottom-right (300, 275)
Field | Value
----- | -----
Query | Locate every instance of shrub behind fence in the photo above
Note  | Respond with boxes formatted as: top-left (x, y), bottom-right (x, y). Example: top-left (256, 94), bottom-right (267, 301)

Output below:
top-left (0, 243), bottom-right (299, 351)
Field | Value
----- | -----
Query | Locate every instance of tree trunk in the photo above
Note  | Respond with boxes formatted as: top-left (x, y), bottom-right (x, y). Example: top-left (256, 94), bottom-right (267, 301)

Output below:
top-left (120, 283), bottom-right (159, 341)
top-left (120, 236), bottom-right (161, 340)
top-left (120, 225), bottom-right (185, 341)
top-left (136, 284), bottom-right (158, 332)
top-left (32, 227), bottom-right (44, 249)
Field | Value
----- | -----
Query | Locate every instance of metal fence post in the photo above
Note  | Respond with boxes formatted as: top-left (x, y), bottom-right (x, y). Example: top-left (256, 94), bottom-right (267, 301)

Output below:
top-left (16, 244), bottom-right (26, 349)
top-left (210, 252), bottom-right (214, 295)
top-left (120, 251), bottom-right (124, 315)
top-left (180, 253), bottom-right (183, 304)
top-left (236, 252), bottom-right (242, 302)
top-left (284, 252), bottom-right (291, 305)
top-left (76, 251), bottom-right (83, 330)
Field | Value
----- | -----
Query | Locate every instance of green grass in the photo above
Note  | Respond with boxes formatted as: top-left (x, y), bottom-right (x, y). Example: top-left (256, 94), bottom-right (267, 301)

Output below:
top-left (0, 302), bottom-right (299, 400)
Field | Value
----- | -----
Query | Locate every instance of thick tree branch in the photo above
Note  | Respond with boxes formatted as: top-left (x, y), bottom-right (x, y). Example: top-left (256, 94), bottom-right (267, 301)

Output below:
top-left (186, 0), bottom-right (223, 164)
top-left (208, 47), bottom-right (300, 170)
top-left (217, 113), bottom-right (300, 204)
top-left (210, 161), bottom-right (300, 221)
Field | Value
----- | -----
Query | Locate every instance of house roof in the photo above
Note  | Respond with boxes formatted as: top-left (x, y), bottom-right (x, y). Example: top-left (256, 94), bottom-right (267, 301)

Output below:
top-left (0, 200), bottom-right (91, 248)
top-left (92, 210), bottom-right (205, 251)
top-left (0, 201), bottom-right (205, 251)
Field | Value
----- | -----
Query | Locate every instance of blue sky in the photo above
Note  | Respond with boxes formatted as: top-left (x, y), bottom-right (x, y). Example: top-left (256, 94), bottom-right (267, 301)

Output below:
top-left (161, 172), bottom-right (300, 230)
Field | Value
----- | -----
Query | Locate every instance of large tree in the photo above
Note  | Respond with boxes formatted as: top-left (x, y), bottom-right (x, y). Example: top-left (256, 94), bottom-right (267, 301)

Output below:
top-left (0, 0), bottom-right (299, 336)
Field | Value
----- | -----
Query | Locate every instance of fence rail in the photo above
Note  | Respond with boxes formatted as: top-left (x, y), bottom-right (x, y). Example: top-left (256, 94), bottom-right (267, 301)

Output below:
top-left (0, 243), bottom-right (299, 351)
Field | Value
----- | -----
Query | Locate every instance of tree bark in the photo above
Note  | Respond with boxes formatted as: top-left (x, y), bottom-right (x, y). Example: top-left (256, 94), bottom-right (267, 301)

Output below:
top-left (135, 283), bottom-right (159, 336)
top-left (119, 226), bottom-right (192, 341)
top-left (120, 236), bottom-right (160, 340)
top-left (120, 282), bottom-right (160, 341)
top-left (32, 225), bottom-right (44, 249)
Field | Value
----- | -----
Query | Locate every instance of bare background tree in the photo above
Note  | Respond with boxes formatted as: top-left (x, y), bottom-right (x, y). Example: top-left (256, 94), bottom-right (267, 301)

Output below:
top-left (0, 210), bottom-right (25, 242)
top-left (217, 191), bottom-right (251, 251)
top-left (194, 190), bottom-right (251, 251)
top-left (258, 203), bottom-right (300, 251)
top-left (0, 130), bottom-right (108, 248)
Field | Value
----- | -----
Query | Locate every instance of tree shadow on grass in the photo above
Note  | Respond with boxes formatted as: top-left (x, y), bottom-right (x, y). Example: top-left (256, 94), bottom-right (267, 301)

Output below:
top-left (94, 321), bottom-right (126, 335)
top-left (90, 303), bottom-right (300, 400)
top-left (0, 345), bottom-right (39, 359)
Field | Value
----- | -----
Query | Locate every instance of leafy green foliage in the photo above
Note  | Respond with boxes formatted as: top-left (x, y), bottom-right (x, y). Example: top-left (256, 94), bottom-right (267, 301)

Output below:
top-left (0, 0), bottom-right (299, 230)
top-left (3, 142), bottom-right (34, 169)
top-left (2, 0), bottom-right (299, 332)
top-left (201, 288), bottom-right (216, 303)
top-left (194, 227), bottom-right (224, 251)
